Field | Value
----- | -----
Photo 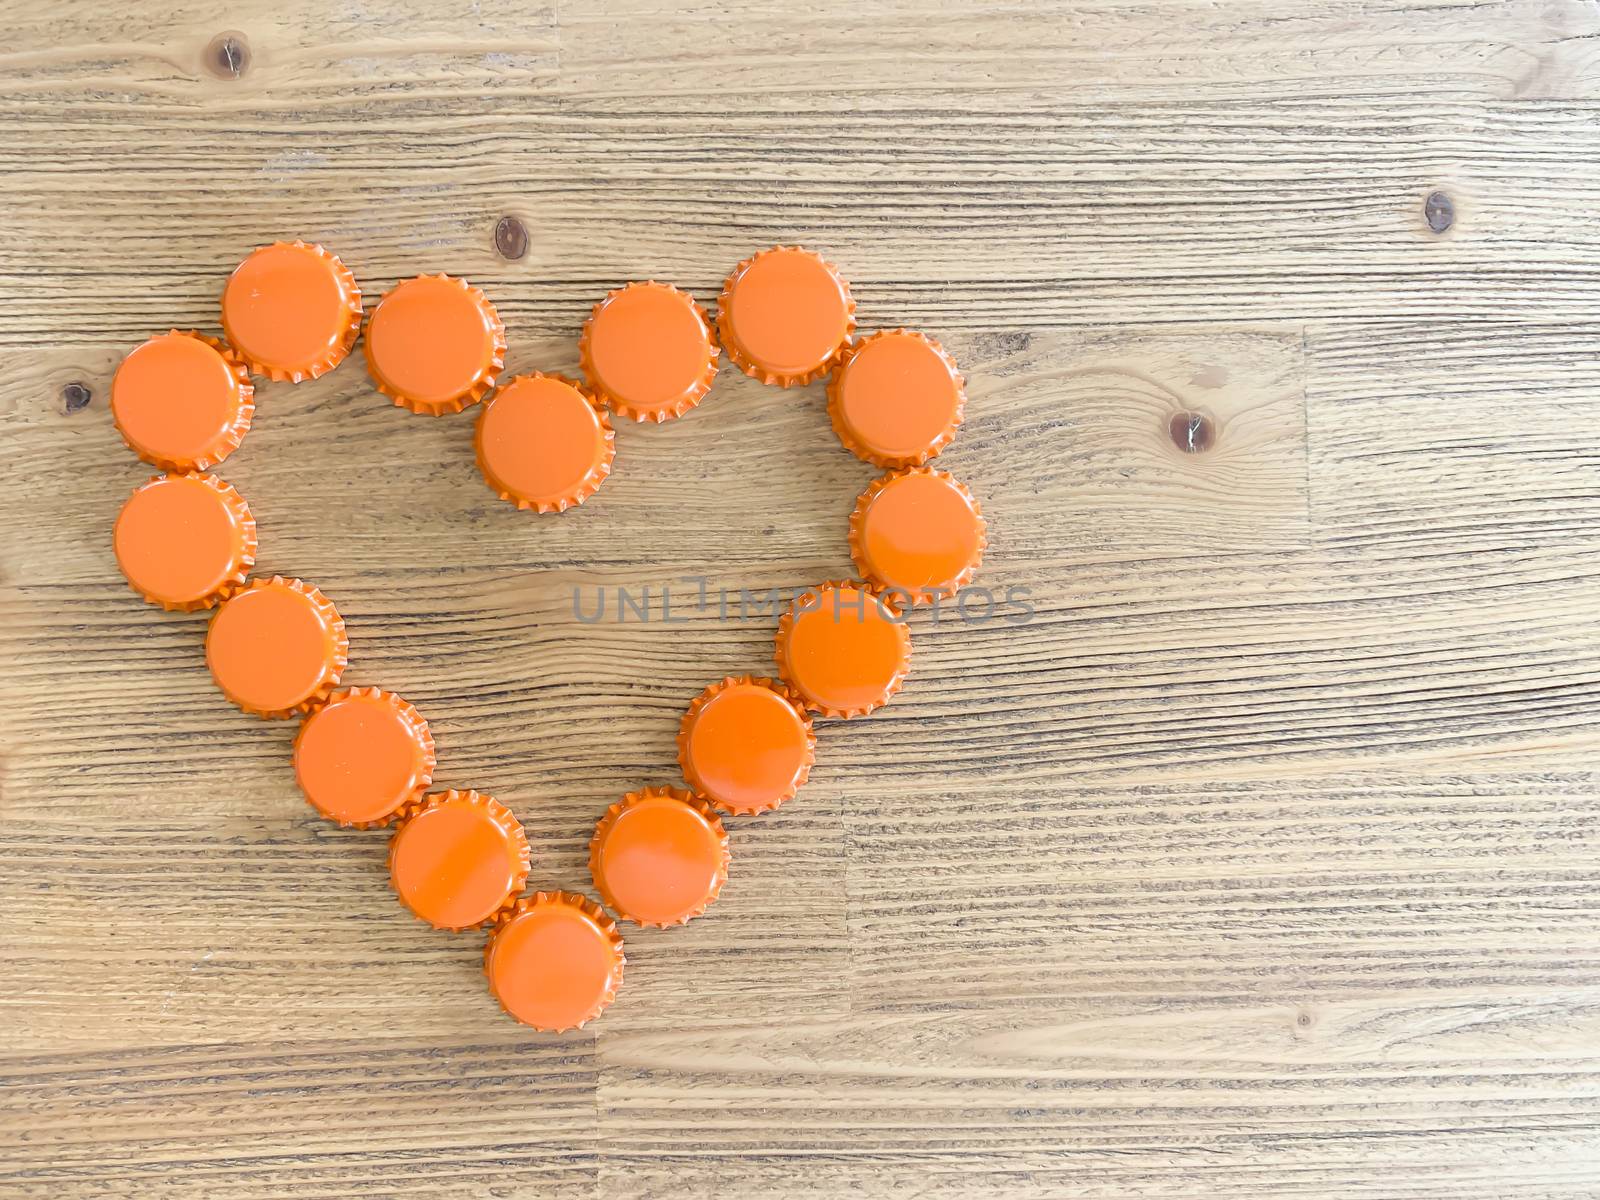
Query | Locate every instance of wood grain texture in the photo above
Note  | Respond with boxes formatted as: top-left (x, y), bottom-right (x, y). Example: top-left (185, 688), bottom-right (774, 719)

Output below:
top-left (3, 1), bottom-right (1600, 1196)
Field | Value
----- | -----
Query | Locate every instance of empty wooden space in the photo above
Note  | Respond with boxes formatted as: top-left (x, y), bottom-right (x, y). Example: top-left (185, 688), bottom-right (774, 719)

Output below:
top-left (2, 1), bottom-right (1599, 1196)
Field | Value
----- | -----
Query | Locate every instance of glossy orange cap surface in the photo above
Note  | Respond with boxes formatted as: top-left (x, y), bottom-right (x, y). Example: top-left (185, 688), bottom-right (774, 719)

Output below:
top-left (679, 676), bottom-right (814, 815)
top-left (476, 373), bottom-right (616, 513)
top-left (222, 241), bottom-right (362, 381)
top-left (389, 790), bottom-right (530, 931)
top-left (485, 892), bottom-right (625, 1031)
top-left (205, 576), bottom-right (348, 718)
top-left (294, 688), bottom-right (435, 827)
top-left (580, 282), bottom-right (719, 422)
top-left (111, 331), bottom-right (254, 472)
top-left (718, 247), bottom-right (855, 386)
top-left (850, 468), bottom-right (986, 604)
top-left (364, 274), bottom-right (505, 414)
top-left (113, 473), bottom-right (256, 611)
top-left (828, 330), bottom-right (965, 467)
top-left (775, 582), bottom-right (912, 718)
top-left (589, 787), bottom-right (729, 927)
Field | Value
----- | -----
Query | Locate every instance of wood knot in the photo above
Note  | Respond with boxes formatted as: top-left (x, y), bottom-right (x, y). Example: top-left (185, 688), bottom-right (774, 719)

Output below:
top-left (205, 31), bottom-right (251, 80)
top-left (1168, 410), bottom-right (1214, 453)
top-left (61, 382), bottom-right (92, 414)
top-left (1424, 190), bottom-right (1455, 234)
top-left (494, 216), bottom-right (530, 261)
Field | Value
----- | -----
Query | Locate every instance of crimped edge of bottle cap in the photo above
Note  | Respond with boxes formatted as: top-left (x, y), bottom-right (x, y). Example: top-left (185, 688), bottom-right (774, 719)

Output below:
top-left (579, 281), bottom-right (721, 423)
top-left (115, 472), bottom-right (257, 613)
top-left (588, 785), bottom-right (730, 927)
top-left (484, 890), bottom-right (626, 1032)
top-left (826, 329), bottom-right (966, 467)
top-left (293, 686), bottom-right (436, 829)
top-left (388, 789), bottom-right (532, 930)
top-left (677, 675), bottom-right (815, 815)
top-left (847, 467), bottom-right (988, 605)
top-left (773, 579), bottom-right (911, 719)
top-left (222, 241), bottom-right (364, 382)
top-left (207, 575), bottom-right (348, 719)
top-left (716, 246), bottom-right (857, 388)
top-left (474, 372), bottom-right (617, 513)
top-left (363, 274), bottom-right (506, 415)
top-left (113, 330), bottom-right (256, 473)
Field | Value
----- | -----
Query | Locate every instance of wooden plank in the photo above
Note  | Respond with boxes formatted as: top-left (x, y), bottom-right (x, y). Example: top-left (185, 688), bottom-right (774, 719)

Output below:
top-left (843, 773), bottom-right (1600, 1013)
top-left (0, 1034), bottom-right (599, 1198)
top-left (1308, 320), bottom-right (1600, 551)
top-left (2, 103), bottom-right (1600, 338)
top-left (597, 994), bottom-right (1600, 1198)
top-left (6, 1), bottom-right (1597, 111)
top-left (0, 1), bottom-right (559, 111)
top-left (557, 0), bottom-right (1600, 104)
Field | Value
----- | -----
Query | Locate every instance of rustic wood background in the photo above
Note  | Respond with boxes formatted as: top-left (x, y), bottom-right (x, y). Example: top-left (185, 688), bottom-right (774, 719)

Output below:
top-left (4, 1), bottom-right (1600, 1196)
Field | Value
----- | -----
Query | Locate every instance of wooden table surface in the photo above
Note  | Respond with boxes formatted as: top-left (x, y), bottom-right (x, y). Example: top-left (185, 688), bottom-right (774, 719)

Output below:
top-left (5, 1), bottom-right (1600, 1196)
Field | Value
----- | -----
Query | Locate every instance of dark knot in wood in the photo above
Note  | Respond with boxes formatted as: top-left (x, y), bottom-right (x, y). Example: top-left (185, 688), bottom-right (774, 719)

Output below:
top-left (206, 32), bottom-right (251, 80)
top-left (61, 382), bottom-right (92, 414)
top-left (494, 216), bottom-right (530, 261)
top-left (1169, 410), bottom-right (1215, 453)
top-left (1425, 190), bottom-right (1455, 234)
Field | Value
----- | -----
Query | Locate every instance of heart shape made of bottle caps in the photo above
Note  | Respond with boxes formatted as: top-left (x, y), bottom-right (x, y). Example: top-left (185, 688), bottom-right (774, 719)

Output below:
top-left (109, 241), bottom-right (987, 1030)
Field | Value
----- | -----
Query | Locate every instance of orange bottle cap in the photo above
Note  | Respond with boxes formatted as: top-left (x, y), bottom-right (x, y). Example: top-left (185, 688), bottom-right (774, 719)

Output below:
top-left (389, 789), bottom-right (531, 931)
top-left (774, 581), bottom-right (911, 718)
top-left (294, 688), bottom-right (436, 827)
top-left (678, 676), bottom-right (814, 815)
top-left (364, 274), bottom-right (505, 415)
top-left (113, 473), bottom-right (256, 611)
top-left (580, 282), bottom-right (719, 422)
top-left (111, 331), bottom-right (254, 472)
top-left (485, 892), bottom-right (625, 1031)
top-left (718, 247), bottom-right (855, 387)
top-left (475, 373), bottom-right (615, 512)
top-left (205, 576), bottom-right (348, 718)
top-left (828, 330), bottom-right (965, 467)
top-left (849, 468), bottom-right (987, 604)
top-left (589, 787), bottom-right (729, 927)
top-left (222, 241), bottom-right (363, 381)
